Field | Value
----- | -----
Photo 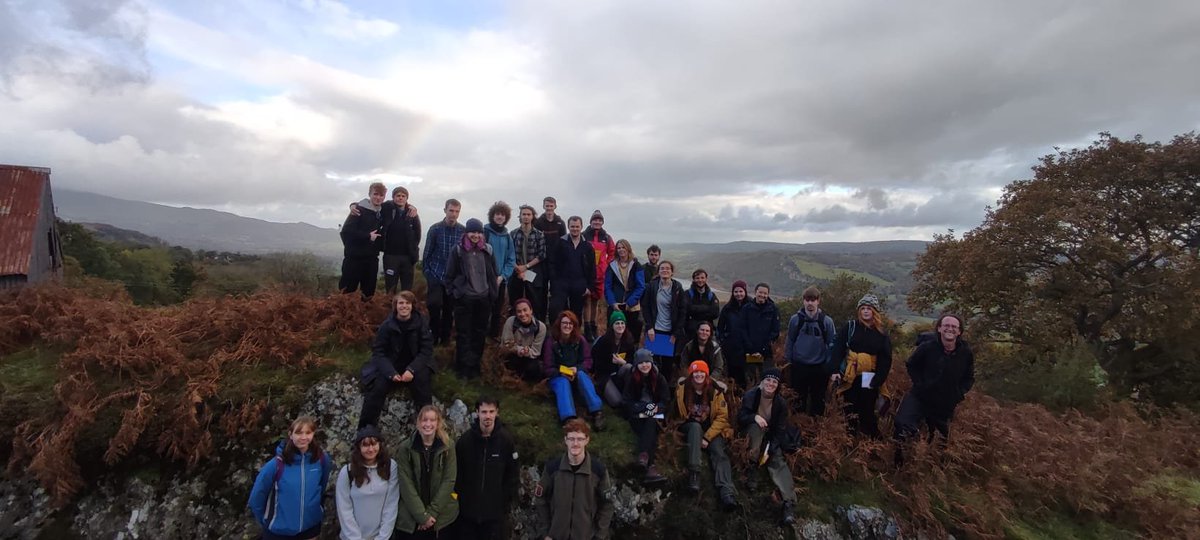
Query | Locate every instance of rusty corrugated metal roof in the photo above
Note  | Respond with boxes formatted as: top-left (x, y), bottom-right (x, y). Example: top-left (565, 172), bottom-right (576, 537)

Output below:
top-left (0, 164), bottom-right (51, 277)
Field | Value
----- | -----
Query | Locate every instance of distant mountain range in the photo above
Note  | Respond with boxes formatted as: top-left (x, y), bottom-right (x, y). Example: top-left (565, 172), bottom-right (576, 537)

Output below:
top-left (56, 189), bottom-right (344, 258)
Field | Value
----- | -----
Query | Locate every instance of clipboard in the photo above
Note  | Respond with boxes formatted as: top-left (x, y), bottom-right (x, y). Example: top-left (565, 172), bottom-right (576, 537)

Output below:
top-left (646, 332), bottom-right (674, 356)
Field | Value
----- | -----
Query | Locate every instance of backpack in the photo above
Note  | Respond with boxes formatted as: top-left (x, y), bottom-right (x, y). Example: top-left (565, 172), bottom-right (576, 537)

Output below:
top-left (789, 310), bottom-right (829, 344)
top-left (789, 311), bottom-right (832, 365)
top-left (688, 288), bottom-right (716, 303)
top-left (914, 331), bottom-right (938, 348)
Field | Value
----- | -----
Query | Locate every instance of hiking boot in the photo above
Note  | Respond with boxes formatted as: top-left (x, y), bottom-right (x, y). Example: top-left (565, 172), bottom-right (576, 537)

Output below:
top-left (643, 465), bottom-right (668, 486)
top-left (686, 470), bottom-right (701, 494)
top-left (592, 410), bottom-right (606, 432)
top-left (720, 493), bottom-right (739, 512)
top-left (584, 322), bottom-right (598, 342)
top-left (743, 470), bottom-right (759, 492)
top-left (781, 501), bottom-right (796, 525)
top-left (636, 452), bottom-right (649, 473)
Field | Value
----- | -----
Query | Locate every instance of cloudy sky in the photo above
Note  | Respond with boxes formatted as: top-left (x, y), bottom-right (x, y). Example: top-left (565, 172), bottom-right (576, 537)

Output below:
top-left (3, 0), bottom-right (1199, 244)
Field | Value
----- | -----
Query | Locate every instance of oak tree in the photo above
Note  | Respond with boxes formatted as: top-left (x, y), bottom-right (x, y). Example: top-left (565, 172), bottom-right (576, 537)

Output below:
top-left (909, 132), bottom-right (1200, 404)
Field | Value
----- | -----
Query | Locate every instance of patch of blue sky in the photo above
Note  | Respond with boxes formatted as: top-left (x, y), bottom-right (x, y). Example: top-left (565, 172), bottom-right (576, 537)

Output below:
top-left (146, 45), bottom-right (284, 104)
top-left (348, 0), bottom-right (507, 31)
top-left (760, 182), bottom-right (829, 197)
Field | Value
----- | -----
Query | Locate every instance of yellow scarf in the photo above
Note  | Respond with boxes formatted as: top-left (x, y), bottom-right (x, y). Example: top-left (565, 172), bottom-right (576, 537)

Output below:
top-left (835, 351), bottom-right (893, 401)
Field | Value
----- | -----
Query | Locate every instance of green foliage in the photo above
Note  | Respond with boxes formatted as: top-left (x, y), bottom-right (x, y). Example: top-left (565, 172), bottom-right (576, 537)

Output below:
top-left (976, 342), bottom-right (1112, 412)
top-left (1137, 472), bottom-right (1200, 508)
top-left (58, 221), bottom-right (122, 279)
top-left (57, 219), bottom-right (340, 303)
top-left (820, 272), bottom-right (878, 324)
top-left (1005, 513), bottom-right (1136, 540)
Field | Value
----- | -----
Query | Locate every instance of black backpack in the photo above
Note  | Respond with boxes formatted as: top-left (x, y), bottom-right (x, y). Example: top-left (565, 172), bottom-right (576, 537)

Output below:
top-left (789, 310), bottom-right (830, 345)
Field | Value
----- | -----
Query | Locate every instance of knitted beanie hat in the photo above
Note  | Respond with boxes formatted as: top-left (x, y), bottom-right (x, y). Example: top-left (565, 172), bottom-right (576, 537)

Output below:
top-left (856, 293), bottom-right (881, 312)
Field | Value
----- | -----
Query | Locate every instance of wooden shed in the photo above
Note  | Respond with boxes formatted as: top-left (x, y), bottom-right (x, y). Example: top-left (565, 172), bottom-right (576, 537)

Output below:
top-left (0, 164), bottom-right (63, 289)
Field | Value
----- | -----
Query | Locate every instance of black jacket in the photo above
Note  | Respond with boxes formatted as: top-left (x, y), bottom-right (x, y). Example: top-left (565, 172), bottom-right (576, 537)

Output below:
top-left (591, 332), bottom-right (638, 382)
top-left (906, 339), bottom-right (975, 412)
top-left (717, 298), bottom-right (748, 363)
top-left (455, 418), bottom-right (519, 523)
top-left (739, 299), bottom-right (780, 358)
top-left (641, 278), bottom-right (689, 339)
top-left (340, 206), bottom-right (382, 258)
top-left (684, 285), bottom-right (720, 340)
top-left (549, 235), bottom-right (595, 294)
top-left (378, 201), bottom-right (421, 259)
top-left (445, 243), bottom-right (499, 301)
top-left (832, 320), bottom-right (893, 390)
top-left (737, 386), bottom-right (788, 448)
top-left (370, 311), bottom-right (435, 376)
top-left (622, 368), bottom-right (670, 418)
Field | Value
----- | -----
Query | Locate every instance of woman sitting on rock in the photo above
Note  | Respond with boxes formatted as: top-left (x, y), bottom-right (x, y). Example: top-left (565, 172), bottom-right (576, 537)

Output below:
top-left (335, 425), bottom-right (399, 540)
top-left (542, 310), bottom-right (606, 431)
top-left (621, 349), bottom-right (669, 486)
top-left (674, 360), bottom-right (737, 510)
top-left (247, 416), bottom-right (332, 540)
top-left (592, 311), bottom-right (639, 407)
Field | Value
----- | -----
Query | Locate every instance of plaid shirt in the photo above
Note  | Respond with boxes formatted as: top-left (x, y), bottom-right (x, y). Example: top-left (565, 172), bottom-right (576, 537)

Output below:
top-left (422, 220), bottom-right (465, 284)
top-left (511, 226), bottom-right (546, 267)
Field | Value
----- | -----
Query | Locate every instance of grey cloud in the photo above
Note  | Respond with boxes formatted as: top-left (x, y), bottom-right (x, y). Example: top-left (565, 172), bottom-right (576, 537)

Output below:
top-left (673, 190), bottom-right (989, 234)
top-left (855, 188), bottom-right (889, 211)
top-left (4, 0), bottom-right (1200, 240)
top-left (514, 0), bottom-right (1200, 193)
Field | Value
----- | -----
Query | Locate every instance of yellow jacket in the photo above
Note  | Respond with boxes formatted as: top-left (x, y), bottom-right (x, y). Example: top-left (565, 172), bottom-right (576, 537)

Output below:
top-left (675, 380), bottom-right (733, 441)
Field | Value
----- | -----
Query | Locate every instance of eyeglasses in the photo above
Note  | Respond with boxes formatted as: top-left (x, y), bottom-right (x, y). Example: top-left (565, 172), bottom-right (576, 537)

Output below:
top-left (560, 321), bottom-right (575, 326)
top-left (565, 436), bottom-right (588, 443)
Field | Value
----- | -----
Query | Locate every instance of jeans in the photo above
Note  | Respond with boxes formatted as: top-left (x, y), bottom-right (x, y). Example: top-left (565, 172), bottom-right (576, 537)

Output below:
top-left (426, 281), bottom-right (455, 343)
top-left (745, 423), bottom-right (796, 502)
top-left (453, 296), bottom-right (490, 378)
top-left (629, 417), bottom-right (660, 464)
top-left (843, 384), bottom-right (881, 438)
top-left (682, 422), bottom-right (735, 498)
top-left (358, 367), bottom-right (433, 429)
top-left (382, 253), bottom-right (415, 293)
top-left (339, 256), bottom-right (378, 299)
top-left (789, 363), bottom-right (829, 416)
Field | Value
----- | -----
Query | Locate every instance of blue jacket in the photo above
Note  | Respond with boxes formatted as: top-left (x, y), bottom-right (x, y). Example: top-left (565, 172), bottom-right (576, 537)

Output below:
top-left (247, 443), bottom-right (332, 536)
top-left (604, 259), bottom-right (645, 307)
top-left (484, 224), bottom-right (517, 280)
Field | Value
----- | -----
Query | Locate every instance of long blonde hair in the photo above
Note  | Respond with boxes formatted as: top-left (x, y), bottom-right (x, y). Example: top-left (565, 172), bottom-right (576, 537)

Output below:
top-left (415, 405), bottom-right (450, 446)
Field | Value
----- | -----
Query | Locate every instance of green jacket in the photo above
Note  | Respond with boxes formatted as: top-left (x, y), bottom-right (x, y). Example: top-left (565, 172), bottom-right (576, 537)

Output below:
top-left (395, 434), bottom-right (459, 533)
top-left (534, 452), bottom-right (614, 540)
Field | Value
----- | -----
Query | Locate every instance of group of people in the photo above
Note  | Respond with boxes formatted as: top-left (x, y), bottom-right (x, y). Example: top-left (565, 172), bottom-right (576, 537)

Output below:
top-left (248, 398), bottom-right (525, 540)
top-left (276, 185), bottom-right (980, 538)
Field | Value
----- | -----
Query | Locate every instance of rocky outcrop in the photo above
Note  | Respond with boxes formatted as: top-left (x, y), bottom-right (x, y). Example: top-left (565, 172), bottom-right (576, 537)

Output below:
top-left (0, 375), bottom-right (933, 539)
